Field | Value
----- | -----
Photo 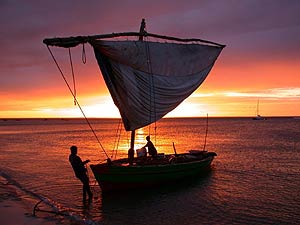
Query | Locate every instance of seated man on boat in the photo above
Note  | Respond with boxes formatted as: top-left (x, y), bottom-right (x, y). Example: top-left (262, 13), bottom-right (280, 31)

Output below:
top-left (69, 145), bottom-right (93, 200)
top-left (144, 136), bottom-right (157, 157)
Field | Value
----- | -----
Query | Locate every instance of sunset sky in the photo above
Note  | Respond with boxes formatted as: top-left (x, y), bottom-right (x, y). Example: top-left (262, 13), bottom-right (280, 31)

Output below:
top-left (0, 0), bottom-right (299, 118)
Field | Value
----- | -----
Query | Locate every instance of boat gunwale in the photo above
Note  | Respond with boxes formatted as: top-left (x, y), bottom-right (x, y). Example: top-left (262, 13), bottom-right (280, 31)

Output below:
top-left (90, 155), bottom-right (214, 170)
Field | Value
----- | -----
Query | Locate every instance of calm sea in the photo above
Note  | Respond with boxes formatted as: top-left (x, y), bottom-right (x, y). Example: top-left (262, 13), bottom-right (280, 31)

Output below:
top-left (0, 117), bottom-right (299, 225)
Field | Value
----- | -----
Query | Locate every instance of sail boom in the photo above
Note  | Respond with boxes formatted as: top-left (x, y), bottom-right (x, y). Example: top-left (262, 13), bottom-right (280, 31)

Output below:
top-left (43, 32), bottom-right (226, 48)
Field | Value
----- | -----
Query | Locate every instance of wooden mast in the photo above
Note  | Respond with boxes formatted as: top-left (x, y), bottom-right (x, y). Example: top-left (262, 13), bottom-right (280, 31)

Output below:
top-left (130, 19), bottom-right (146, 150)
top-left (139, 18), bottom-right (146, 41)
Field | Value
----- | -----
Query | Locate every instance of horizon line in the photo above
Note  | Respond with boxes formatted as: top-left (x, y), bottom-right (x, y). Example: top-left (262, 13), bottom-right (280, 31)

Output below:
top-left (0, 116), bottom-right (298, 120)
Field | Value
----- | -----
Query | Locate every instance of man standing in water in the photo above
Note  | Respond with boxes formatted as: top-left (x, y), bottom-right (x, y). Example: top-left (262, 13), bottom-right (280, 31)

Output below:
top-left (69, 145), bottom-right (93, 200)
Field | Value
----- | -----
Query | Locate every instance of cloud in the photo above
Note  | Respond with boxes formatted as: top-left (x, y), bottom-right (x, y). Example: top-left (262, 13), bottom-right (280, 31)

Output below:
top-left (0, 0), bottom-right (299, 117)
top-left (224, 88), bottom-right (300, 99)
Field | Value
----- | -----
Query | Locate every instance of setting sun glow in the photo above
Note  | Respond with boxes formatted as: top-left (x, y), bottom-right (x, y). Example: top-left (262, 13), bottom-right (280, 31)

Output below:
top-left (0, 2), bottom-right (299, 119)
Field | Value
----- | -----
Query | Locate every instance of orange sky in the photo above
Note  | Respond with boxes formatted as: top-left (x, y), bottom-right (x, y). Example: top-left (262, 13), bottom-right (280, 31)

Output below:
top-left (0, 0), bottom-right (299, 119)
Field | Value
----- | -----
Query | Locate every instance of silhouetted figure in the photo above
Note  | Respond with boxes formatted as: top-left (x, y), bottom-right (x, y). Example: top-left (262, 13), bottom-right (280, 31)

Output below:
top-left (69, 145), bottom-right (93, 200)
top-left (144, 136), bottom-right (157, 157)
top-left (139, 18), bottom-right (146, 41)
top-left (128, 148), bottom-right (134, 165)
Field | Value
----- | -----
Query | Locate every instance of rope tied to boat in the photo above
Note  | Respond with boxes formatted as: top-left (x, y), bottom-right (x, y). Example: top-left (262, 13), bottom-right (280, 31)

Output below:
top-left (46, 45), bottom-right (109, 159)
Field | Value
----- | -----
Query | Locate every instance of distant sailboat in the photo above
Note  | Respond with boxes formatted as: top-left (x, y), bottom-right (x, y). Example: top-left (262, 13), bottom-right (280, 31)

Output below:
top-left (253, 99), bottom-right (266, 120)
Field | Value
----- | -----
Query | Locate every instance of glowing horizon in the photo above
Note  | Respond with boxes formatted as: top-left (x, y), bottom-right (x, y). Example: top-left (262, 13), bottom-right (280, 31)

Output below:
top-left (1, 87), bottom-right (299, 119)
top-left (0, 1), bottom-right (299, 118)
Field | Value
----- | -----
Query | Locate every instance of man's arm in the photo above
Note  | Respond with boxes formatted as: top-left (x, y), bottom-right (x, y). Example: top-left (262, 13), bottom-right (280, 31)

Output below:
top-left (83, 159), bottom-right (90, 165)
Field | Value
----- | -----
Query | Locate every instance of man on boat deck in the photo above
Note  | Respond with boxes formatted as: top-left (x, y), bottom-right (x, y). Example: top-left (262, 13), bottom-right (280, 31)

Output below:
top-left (69, 145), bottom-right (93, 200)
top-left (144, 136), bottom-right (157, 157)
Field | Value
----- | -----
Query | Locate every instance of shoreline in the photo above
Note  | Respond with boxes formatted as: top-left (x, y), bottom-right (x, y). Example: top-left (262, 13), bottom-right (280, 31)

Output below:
top-left (0, 174), bottom-right (97, 225)
top-left (0, 178), bottom-right (58, 225)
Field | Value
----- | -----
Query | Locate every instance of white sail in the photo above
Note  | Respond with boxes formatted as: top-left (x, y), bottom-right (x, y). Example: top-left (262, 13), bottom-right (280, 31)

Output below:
top-left (91, 40), bottom-right (223, 131)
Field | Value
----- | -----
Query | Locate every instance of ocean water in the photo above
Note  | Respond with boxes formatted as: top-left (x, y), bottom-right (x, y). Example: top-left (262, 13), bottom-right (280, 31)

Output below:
top-left (0, 117), bottom-right (299, 225)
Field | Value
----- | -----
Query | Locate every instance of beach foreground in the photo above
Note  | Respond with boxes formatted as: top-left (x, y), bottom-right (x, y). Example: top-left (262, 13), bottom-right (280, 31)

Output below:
top-left (0, 179), bottom-right (57, 225)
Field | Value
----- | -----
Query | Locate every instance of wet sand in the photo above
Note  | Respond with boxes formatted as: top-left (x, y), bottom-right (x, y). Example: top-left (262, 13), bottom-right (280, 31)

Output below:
top-left (0, 180), bottom-right (57, 225)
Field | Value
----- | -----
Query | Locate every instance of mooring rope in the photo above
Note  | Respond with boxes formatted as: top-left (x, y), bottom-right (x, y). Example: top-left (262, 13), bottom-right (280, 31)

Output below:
top-left (46, 45), bottom-right (109, 159)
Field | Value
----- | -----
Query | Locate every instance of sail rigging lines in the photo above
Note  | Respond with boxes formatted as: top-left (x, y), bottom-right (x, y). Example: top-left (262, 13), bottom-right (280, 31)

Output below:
top-left (46, 45), bottom-right (109, 159)
top-left (111, 118), bottom-right (123, 160)
top-left (143, 31), bottom-right (158, 141)
top-left (139, 20), bottom-right (158, 144)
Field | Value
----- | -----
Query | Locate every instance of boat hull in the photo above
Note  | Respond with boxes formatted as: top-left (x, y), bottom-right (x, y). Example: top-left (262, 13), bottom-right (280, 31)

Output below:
top-left (90, 155), bottom-right (214, 192)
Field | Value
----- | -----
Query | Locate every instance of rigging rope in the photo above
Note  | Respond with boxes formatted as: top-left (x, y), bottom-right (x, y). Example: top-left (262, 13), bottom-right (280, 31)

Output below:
top-left (82, 43), bottom-right (87, 64)
top-left (46, 45), bottom-right (109, 159)
top-left (68, 48), bottom-right (77, 105)
top-left (145, 35), bottom-right (157, 144)
top-left (203, 113), bottom-right (209, 151)
top-left (111, 118), bottom-right (122, 159)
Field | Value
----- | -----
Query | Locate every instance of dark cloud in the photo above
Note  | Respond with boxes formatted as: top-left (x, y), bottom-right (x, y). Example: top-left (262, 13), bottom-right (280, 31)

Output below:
top-left (0, 0), bottom-right (299, 96)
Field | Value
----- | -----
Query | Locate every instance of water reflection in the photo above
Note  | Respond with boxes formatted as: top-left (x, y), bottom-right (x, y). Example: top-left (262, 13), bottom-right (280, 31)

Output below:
top-left (115, 126), bottom-right (161, 156)
top-left (98, 169), bottom-right (213, 225)
top-left (135, 128), bottom-right (146, 149)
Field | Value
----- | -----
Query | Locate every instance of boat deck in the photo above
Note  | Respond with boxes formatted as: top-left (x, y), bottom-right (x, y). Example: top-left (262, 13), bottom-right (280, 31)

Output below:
top-left (109, 151), bottom-right (216, 167)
